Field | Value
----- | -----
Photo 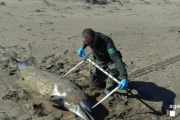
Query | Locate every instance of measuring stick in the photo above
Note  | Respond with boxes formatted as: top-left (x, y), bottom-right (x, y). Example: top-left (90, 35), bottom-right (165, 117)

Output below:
top-left (92, 87), bottom-right (119, 108)
top-left (86, 58), bottom-right (120, 84)
top-left (63, 60), bottom-right (84, 77)
top-left (85, 58), bottom-right (122, 109)
top-left (63, 55), bottom-right (121, 108)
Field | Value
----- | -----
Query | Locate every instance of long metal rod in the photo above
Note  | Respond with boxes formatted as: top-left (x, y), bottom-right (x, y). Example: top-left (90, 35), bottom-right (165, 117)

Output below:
top-left (86, 58), bottom-right (120, 84)
top-left (92, 87), bottom-right (119, 108)
top-left (85, 58), bottom-right (122, 109)
top-left (63, 57), bottom-right (121, 108)
top-left (63, 60), bottom-right (84, 77)
top-left (87, 58), bottom-right (160, 113)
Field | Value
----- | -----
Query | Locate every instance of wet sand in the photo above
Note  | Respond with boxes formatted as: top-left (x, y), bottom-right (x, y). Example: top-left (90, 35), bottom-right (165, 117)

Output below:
top-left (0, 0), bottom-right (180, 119)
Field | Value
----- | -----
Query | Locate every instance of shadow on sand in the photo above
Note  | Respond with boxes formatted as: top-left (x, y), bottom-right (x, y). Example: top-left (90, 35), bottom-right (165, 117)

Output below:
top-left (89, 94), bottom-right (109, 120)
top-left (127, 81), bottom-right (175, 115)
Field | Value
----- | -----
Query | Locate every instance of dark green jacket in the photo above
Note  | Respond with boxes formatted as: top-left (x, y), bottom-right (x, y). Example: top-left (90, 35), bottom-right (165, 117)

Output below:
top-left (82, 32), bottom-right (127, 79)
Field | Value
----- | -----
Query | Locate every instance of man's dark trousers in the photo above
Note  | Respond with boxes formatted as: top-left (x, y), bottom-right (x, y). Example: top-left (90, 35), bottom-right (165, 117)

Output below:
top-left (89, 60), bottom-right (119, 92)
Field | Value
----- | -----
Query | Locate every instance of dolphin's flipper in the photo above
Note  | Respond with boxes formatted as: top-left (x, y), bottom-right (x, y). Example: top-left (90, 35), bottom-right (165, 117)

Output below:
top-left (79, 99), bottom-right (95, 120)
top-left (79, 99), bottom-right (92, 113)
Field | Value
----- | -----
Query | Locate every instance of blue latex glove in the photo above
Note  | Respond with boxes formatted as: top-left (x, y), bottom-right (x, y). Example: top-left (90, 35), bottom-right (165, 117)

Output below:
top-left (77, 47), bottom-right (85, 57)
top-left (82, 54), bottom-right (88, 61)
top-left (117, 79), bottom-right (128, 90)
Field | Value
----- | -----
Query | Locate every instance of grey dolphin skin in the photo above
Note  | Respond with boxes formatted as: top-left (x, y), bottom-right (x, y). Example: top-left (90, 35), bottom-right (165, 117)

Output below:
top-left (10, 56), bottom-right (95, 120)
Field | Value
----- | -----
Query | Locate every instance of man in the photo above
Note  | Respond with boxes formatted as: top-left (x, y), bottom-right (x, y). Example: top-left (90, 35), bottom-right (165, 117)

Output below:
top-left (77, 28), bottom-right (128, 101)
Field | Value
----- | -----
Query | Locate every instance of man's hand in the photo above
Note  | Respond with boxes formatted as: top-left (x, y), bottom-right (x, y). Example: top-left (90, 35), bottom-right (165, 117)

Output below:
top-left (77, 47), bottom-right (88, 61)
top-left (77, 47), bottom-right (85, 57)
top-left (82, 54), bottom-right (88, 61)
top-left (117, 79), bottom-right (128, 90)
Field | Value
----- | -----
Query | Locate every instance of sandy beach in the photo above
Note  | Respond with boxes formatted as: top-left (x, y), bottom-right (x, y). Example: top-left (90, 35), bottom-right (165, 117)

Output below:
top-left (0, 0), bottom-right (180, 119)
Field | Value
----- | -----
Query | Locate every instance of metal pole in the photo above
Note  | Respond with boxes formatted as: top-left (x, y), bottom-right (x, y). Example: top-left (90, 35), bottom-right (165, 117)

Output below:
top-left (92, 87), bottom-right (119, 108)
top-left (86, 58), bottom-right (120, 84)
top-left (85, 58), bottom-right (122, 109)
top-left (63, 56), bottom-right (122, 108)
top-left (63, 60), bottom-right (84, 77)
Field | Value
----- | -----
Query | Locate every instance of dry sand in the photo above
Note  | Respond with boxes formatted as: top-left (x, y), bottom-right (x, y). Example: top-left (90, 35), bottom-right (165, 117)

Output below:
top-left (0, 0), bottom-right (180, 120)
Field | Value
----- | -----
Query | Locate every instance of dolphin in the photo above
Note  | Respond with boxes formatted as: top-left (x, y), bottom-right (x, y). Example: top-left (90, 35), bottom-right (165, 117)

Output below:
top-left (10, 56), bottom-right (95, 120)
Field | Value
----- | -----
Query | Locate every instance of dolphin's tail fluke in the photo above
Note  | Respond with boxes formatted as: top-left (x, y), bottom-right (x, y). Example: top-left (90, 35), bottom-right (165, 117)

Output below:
top-left (8, 53), bottom-right (19, 62)
top-left (8, 54), bottom-right (30, 70)
top-left (79, 99), bottom-right (95, 120)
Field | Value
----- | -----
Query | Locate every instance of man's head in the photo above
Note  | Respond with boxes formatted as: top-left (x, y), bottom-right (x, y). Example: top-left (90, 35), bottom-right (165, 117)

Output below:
top-left (82, 28), bottom-right (98, 47)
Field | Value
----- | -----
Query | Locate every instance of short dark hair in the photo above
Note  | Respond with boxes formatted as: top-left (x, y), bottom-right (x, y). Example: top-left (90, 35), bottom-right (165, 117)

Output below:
top-left (82, 28), bottom-right (95, 40)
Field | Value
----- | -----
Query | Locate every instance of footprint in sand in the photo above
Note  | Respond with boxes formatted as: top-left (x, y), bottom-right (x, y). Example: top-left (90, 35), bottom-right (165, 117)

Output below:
top-left (0, 2), bottom-right (6, 6)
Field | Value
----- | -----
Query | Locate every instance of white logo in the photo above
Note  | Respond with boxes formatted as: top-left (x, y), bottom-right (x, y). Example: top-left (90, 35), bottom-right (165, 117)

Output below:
top-left (169, 104), bottom-right (180, 116)
top-left (170, 111), bottom-right (175, 116)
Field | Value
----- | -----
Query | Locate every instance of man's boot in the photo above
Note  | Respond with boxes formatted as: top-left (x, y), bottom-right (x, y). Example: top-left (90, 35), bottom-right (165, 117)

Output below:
top-left (89, 70), bottom-right (106, 88)
top-left (104, 90), bottom-right (115, 102)
top-left (105, 77), bottom-right (117, 102)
